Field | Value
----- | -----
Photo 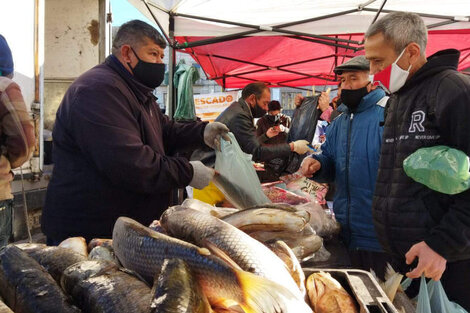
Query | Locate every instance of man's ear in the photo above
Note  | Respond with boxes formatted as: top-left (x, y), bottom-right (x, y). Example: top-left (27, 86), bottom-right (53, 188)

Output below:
top-left (407, 42), bottom-right (421, 66)
top-left (247, 94), bottom-right (255, 107)
top-left (120, 45), bottom-right (132, 63)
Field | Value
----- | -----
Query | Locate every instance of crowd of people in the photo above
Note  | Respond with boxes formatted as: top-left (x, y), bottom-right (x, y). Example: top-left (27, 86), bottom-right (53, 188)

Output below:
top-left (1, 10), bottom-right (469, 311)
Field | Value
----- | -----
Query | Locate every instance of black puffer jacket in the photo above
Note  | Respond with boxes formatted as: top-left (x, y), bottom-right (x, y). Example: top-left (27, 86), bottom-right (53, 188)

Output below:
top-left (372, 49), bottom-right (470, 262)
top-left (216, 99), bottom-right (292, 162)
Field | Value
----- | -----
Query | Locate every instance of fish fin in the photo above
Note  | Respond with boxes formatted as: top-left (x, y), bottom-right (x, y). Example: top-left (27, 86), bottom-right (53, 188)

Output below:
top-left (203, 241), bottom-right (242, 271)
top-left (236, 269), bottom-right (312, 313)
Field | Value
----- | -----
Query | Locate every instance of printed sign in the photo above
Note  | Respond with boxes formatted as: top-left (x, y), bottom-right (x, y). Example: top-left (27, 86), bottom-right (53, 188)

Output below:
top-left (194, 91), bottom-right (238, 122)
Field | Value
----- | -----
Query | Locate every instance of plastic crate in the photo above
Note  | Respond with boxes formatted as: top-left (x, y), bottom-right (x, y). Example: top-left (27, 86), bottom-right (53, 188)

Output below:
top-left (303, 268), bottom-right (399, 313)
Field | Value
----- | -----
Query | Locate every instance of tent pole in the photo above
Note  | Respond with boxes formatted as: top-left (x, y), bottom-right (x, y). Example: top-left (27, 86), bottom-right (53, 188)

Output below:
top-left (362, 8), bottom-right (458, 20)
top-left (222, 75), bottom-right (226, 91)
top-left (290, 36), bottom-right (362, 51)
top-left (371, 0), bottom-right (388, 24)
top-left (212, 68), bottom-right (269, 81)
top-left (143, 0), bottom-right (171, 45)
top-left (334, 36), bottom-right (338, 81)
top-left (167, 14), bottom-right (176, 119)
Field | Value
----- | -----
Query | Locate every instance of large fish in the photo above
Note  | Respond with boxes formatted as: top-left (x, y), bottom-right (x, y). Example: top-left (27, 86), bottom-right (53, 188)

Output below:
top-left (182, 198), bottom-right (238, 218)
top-left (161, 206), bottom-right (312, 312)
top-left (221, 206), bottom-right (309, 233)
top-left (306, 272), bottom-right (358, 313)
top-left (113, 216), bottom-right (291, 313)
top-left (59, 236), bottom-right (88, 257)
top-left (150, 258), bottom-right (212, 313)
top-left (267, 241), bottom-right (306, 298)
top-left (295, 203), bottom-right (340, 238)
top-left (0, 245), bottom-right (80, 313)
top-left (62, 259), bottom-right (151, 313)
top-left (17, 244), bottom-right (87, 283)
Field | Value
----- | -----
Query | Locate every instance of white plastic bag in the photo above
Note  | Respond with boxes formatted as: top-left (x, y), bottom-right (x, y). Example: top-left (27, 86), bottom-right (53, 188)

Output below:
top-left (214, 132), bottom-right (270, 209)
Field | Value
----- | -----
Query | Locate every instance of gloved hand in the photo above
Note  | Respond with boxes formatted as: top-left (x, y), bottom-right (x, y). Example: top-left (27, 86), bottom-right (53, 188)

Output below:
top-left (204, 122), bottom-right (231, 151)
top-left (290, 140), bottom-right (310, 154)
top-left (189, 161), bottom-right (215, 190)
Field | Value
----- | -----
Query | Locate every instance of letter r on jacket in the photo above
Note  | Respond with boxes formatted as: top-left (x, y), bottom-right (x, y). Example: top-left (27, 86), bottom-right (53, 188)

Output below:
top-left (409, 110), bottom-right (425, 133)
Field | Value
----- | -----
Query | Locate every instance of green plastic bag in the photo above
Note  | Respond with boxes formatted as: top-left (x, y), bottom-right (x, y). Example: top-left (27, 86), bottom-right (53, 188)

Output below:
top-left (403, 146), bottom-right (470, 195)
top-left (416, 276), bottom-right (467, 313)
top-left (214, 132), bottom-right (270, 209)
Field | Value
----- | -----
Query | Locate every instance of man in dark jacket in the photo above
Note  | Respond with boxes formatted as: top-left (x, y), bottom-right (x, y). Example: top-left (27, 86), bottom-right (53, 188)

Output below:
top-left (42, 20), bottom-right (229, 243)
top-left (216, 82), bottom-right (309, 162)
top-left (365, 12), bottom-right (470, 309)
top-left (300, 56), bottom-right (389, 278)
top-left (256, 100), bottom-right (291, 145)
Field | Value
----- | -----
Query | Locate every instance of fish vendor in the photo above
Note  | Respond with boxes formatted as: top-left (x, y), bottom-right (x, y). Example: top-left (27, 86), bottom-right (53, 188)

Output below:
top-left (365, 12), bottom-right (470, 310)
top-left (41, 20), bottom-right (229, 245)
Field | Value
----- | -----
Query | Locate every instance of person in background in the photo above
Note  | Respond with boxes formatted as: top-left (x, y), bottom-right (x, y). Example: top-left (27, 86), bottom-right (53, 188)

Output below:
top-left (365, 12), bottom-right (470, 309)
top-left (42, 20), bottom-right (229, 244)
top-left (0, 34), bottom-right (36, 247)
top-left (256, 100), bottom-right (291, 145)
top-left (216, 82), bottom-right (309, 161)
top-left (295, 81), bottom-right (342, 123)
top-left (301, 56), bottom-right (390, 279)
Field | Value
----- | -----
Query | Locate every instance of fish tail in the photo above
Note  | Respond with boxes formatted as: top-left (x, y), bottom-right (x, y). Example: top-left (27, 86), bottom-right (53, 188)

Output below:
top-left (235, 269), bottom-right (287, 313)
top-left (235, 269), bottom-right (312, 313)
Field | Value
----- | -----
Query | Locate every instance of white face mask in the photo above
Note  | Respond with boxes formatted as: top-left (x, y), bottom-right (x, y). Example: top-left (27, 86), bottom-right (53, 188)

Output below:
top-left (373, 48), bottom-right (412, 94)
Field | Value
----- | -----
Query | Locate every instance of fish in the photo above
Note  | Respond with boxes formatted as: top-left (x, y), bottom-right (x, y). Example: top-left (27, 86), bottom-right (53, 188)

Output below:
top-left (59, 236), bottom-right (88, 257)
top-left (113, 216), bottom-right (293, 313)
top-left (306, 271), bottom-right (358, 313)
top-left (0, 245), bottom-right (80, 313)
top-left (247, 224), bottom-right (316, 243)
top-left (213, 172), bottom-right (271, 210)
top-left (267, 241), bottom-right (306, 298)
top-left (160, 206), bottom-right (313, 312)
top-left (221, 207), bottom-right (309, 233)
top-left (88, 246), bottom-right (115, 262)
top-left (0, 296), bottom-right (13, 313)
top-left (262, 186), bottom-right (310, 205)
top-left (18, 244), bottom-right (87, 283)
top-left (150, 258), bottom-right (213, 313)
top-left (284, 234), bottom-right (324, 261)
top-left (87, 238), bottom-right (113, 252)
top-left (295, 202), bottom-right (341, 238)
top-left (61, 259), bottom-right (151, 313)
top-left (182, 198), bottom-right (238, 218)
top-left (371, 265), bottom-right (415, 313)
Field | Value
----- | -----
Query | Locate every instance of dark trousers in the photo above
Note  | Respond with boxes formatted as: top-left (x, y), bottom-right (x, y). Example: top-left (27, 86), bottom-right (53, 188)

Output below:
top-left (392, 257), bottom-right (470, 311)
top-left (0, 199), bottom-right (13, 248)
top-left (348, 249), bottom-right (393, 281)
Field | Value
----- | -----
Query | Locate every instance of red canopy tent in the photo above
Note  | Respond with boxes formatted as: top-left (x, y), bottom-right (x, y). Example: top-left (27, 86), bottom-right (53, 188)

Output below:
top-left (128, 0), bottom-right (470, 113)
top-left (177, 29), bottom-right (470, 89)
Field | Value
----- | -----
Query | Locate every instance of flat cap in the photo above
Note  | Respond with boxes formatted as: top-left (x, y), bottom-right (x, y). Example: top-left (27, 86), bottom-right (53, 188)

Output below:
top-left (334, 55), bottom-right (369, 75)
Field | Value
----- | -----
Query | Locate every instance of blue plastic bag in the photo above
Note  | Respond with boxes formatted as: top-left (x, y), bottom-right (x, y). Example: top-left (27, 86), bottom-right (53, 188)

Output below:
top-left (416, 276), bottom-right (467, 313)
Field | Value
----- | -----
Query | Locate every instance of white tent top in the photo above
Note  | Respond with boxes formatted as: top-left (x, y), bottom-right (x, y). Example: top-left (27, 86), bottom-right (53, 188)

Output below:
top-left (128, 0), bottom-right (470, 37)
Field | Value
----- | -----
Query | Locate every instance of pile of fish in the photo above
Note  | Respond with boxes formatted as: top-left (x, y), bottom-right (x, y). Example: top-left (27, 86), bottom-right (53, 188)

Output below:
top-left (0, 202), bottom-right (342, 313)
top-left (183, 198), bottom-right (340, 262)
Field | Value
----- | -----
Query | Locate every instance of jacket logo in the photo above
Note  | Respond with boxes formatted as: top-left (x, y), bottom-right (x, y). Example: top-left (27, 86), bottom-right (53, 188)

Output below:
top-left (409, 110), bottom-right (425, 133)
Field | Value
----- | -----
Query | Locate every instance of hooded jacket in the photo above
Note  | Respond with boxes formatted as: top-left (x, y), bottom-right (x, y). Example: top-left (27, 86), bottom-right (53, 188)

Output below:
top-left (372, 49), bottom-right (470, 262)
top-left (42, 55), bottom-right (207, 241)
top-left (311, 88), bottom-right (387, 251)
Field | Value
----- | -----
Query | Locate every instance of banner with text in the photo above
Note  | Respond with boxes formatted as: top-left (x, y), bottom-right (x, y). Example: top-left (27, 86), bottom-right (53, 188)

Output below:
top-left (194, 91), bottom-right (238, 122)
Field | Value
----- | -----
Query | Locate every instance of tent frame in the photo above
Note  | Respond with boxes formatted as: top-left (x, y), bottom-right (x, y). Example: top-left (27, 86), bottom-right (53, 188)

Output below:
top-left (139, 0), bottom-right (469, 117)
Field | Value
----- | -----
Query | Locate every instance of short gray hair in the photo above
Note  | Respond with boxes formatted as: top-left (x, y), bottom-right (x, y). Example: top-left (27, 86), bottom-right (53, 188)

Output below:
top-left (112, 20), bottom-right (166, 55)
top-left (365, 12), bottom-right (427, 56)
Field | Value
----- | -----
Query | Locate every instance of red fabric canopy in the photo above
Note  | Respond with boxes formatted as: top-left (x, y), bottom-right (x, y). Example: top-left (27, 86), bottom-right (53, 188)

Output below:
top-left (177, 29), bottom-right (470, 89)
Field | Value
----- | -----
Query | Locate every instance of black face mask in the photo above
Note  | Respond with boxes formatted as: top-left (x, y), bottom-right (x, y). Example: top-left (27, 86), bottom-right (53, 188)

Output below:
top-left (251, 100), bottom-right (267, 118)
top-left (267, 114), bottom-right (280, 124)
top-left (340, 85), bottom-right (369, 112)
top-left (128, 47), bottom-right (165, 89)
